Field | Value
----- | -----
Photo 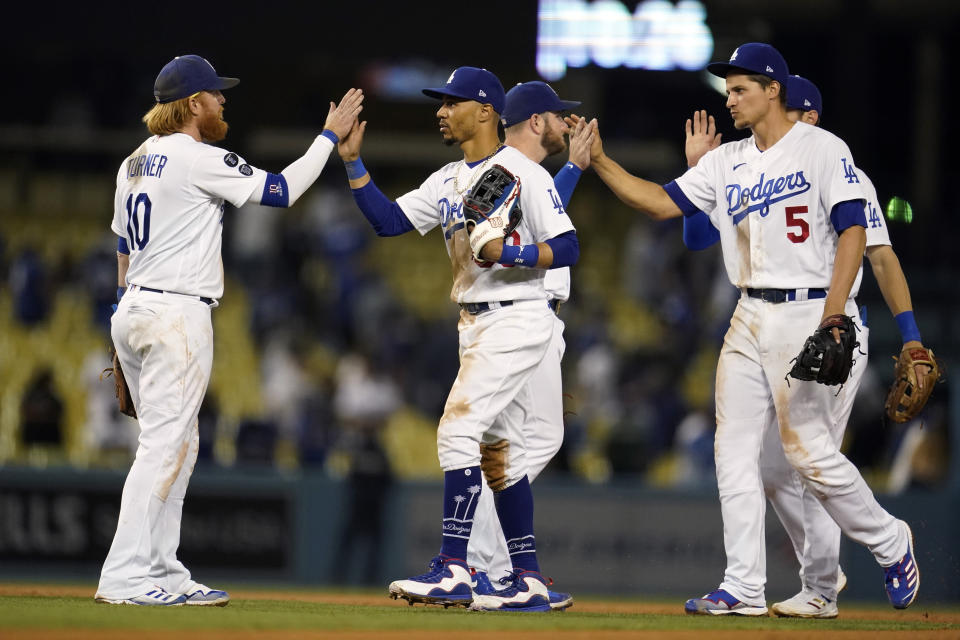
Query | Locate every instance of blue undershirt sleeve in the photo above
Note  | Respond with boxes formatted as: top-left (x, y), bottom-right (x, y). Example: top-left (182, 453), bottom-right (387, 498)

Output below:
top-left (544, 231), bottom-right (579, 268)
top-left (260, 173), bottom-right (290, 208)
top-left (663, 180), bottom-right (706, 218)
top-left (553, 163), bottom-right (583, 208)
top-left (117, 237), bottom-right (130, 255)
top-left (830, 199), bottom-right (867, 234)
top-left (351, 180), bottom-right (415, 237)
top-left (682, 211), bottom-right (720, 250)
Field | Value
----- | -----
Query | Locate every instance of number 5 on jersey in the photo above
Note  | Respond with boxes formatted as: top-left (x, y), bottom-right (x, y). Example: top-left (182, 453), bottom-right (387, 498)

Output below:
top-left (126, 193), bottom-right (152, 250)
top-left (785, 205), bottom-right (809, 243)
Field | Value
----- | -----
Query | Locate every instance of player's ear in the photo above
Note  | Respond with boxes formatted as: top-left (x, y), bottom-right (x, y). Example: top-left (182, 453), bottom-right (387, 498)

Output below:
top-left (803, 110), bottom-right (820, 126)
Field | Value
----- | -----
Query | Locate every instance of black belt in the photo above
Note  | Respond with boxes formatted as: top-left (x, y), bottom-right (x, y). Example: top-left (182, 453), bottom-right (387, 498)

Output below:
top-left (460, 300), bottom-right (514, 315)
top-left (548, 299), bottom-right (561, 314)
top-left (746, 288), bottom-right (826, 303)
top-left (138, 285), bottom-right (215, 306)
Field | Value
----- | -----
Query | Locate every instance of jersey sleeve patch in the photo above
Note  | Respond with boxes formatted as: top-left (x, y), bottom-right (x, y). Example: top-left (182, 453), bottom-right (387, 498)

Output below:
top-left (260, 173), bottom-right (290, 208)
top-left (663, 180), bottom-right (705, 218)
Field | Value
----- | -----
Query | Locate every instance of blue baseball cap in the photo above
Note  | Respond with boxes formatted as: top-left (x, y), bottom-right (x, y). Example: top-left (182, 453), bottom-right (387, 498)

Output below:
top-left (422, 66), bottom-right (506, 114)
top-left (786, 75), bottom-right (823, 115)
top-left (707, 42), bottom-right (789, 87)
top-left (501, 81), bottom-right (581, 127)
top-left (154, 55), bottom-right (239, 104)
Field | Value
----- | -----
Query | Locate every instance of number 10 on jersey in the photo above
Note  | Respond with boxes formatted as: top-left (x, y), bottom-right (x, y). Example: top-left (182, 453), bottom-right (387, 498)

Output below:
top-left (125, 193), bottom-right (152, 250)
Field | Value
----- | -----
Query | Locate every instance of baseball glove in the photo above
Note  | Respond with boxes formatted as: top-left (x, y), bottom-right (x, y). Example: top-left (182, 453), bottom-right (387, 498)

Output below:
top-left (101, 347), bottom-right (137, 418)
top-left (884, 346), bottom-right (942, 423)
top-left (462, 164), bottom-right (522, 261)
top-left (788, 314), bottom-right (859, 386)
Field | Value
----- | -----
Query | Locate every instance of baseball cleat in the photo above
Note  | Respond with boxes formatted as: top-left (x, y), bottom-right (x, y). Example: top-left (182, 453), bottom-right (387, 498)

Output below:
top-left (884, 521), bottom-right (919, 609)
top-left (472, 570), bottom-right (573, 611)
top-left (771, 588), bottom-right (838, 618)
top-left (468, 570), bottom-right (551, 612)
top-left (94, 587), bottom-right (187, 606)
top-left (838, 566), bottom-right (848, 593)
top-left (388, 555), bottom-right (473, 607)
top-left (684, 588), bottom-right (768, 616)
top-left (181, 583), bottom-right (230, 606)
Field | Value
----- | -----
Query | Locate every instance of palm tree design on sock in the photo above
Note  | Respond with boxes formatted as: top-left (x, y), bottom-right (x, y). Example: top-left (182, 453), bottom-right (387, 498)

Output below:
top-left (452, 495), bottom-right (466, 519)
top-left (464, 484), bottom-right (481, 514)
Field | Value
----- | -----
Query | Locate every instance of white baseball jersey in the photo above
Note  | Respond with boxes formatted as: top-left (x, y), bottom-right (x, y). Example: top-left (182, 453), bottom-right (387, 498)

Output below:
top-left (112, 133), bottom-right (273, 299)
top-left (675, 121), bottom-right (866, 289)
top-left (850, 169), bottom-right (892, 298)
top-left (543, 268), bottom-right (570, 302)
top-left (397, 145), bottom-right (575, 304)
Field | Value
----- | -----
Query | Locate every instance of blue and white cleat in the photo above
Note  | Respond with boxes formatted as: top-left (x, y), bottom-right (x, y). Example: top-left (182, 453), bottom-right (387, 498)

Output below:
top-left (472, 570), bottom-right (572, 611)
top-left (94, 587), bottom-right (187, 606)
top-left (389, 555), bottom-right (473, 607)
top-left (884, 521), bottom-right (919, 609)
top-left (182, 582), bottom-right (230, 606)
top-left (684, 588), bottom-right (768, 616)
top-left (469, 570), bottom-right (552, 612)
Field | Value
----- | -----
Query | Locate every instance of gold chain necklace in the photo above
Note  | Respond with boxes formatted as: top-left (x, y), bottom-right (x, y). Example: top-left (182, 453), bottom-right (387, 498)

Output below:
top-left (453, 143), bottom-right (504, 197)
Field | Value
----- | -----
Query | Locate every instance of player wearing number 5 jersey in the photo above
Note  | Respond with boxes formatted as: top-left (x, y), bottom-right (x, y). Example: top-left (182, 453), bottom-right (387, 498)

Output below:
top-left (95, 55), bottom-right (362, 606)
top-left (681, 74), bottom-right (932, 618)
top-left (336, 67), bottom-right (579, 612)
top-left (576, 42), bottom-right (918, 614)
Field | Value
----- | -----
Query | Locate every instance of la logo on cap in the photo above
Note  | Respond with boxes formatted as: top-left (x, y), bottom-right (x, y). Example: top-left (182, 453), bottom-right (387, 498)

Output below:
top-left (730, 47), bottom-right (739, 61)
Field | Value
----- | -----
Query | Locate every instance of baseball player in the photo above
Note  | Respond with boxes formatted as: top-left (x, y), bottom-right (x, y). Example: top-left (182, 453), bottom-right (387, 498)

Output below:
top-left (467, 81), bottom-right (594, 612)
top-left (94, 55), bottom-right (362, 606)
top-left (573, 42), bottom-right (918, 615)
top-left (335, 67), bottom-right (579, 612)
top-left (680, 74), bottom-right (933, 618)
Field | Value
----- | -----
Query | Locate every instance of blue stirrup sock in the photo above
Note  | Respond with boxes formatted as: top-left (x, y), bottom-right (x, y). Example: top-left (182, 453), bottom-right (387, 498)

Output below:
top-left (439, 466), bottom-right (483, 560)
top-left (495, 475), bottom-right (540, 573)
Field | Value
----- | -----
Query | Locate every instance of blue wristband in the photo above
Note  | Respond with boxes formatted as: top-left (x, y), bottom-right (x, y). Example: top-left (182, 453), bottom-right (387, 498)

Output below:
top-left (117, 287), bottom-right (126, 302)
top-left (320, 129), bottom-right (339, 144)
top-left (498, 243), bottom-right (540, 267)
top-left (345, 157), bottom-right (367, 181)
top-left (894, 310), bottom-right (922, 344)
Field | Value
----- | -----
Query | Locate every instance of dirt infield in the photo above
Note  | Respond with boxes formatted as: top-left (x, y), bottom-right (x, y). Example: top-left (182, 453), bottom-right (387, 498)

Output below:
top-left (2, 583), bottom-right (958, 639)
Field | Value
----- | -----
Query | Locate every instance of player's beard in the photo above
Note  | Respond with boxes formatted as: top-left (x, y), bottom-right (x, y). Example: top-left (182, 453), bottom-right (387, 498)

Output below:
top-left (541, 122), bottom-right (567, 156)
top-left (198, 108), bottom-right (229, 142)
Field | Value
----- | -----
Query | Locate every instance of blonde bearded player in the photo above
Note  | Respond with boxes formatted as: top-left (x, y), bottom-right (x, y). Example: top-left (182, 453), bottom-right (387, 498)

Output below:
top-left (95, 55), bottom-right (362, 606)
top-left (336, 67), bottom-right (580, 612)
top-left (466, 81), bottom-right (596, 611)
top-left (570, 42), bottom-right (919, 615)
top-left (681, 74), bottom-right (932, 618)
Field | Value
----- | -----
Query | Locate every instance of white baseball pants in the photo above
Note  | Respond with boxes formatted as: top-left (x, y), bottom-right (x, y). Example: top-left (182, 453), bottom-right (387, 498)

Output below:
top-left (715, 294), bottom-right (905, 606)
top-left (467, 313), bottom-right (566, 578)
top-left (438, 299), bottom-right (556, 476)
top-left (760, 315), bottom-right (868, 600)
top-left (97, 290), bottom-right (212, 598)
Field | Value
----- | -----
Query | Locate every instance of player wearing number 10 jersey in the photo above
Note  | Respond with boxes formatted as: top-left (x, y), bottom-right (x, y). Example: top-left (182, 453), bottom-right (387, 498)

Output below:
top-left (95, 55), bottom-right (362, 607)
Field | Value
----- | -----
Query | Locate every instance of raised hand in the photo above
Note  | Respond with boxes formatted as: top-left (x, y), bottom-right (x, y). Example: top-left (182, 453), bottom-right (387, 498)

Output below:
top-left (324, 88), bottom-right (364, 141)
top-left (337, 118), bottom-right (368, 162)
top-left (684, 109), bottom-right (721, 168)
top-left (568, 117), bottom-right (597, 170)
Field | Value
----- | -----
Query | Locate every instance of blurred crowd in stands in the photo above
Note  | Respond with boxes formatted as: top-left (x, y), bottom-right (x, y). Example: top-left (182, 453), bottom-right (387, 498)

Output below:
top-left (0, 177), bottom-right (951, 497)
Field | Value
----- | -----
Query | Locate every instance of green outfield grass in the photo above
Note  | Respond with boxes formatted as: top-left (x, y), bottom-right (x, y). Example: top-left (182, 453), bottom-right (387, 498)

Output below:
top-left (2, 594), bottom-right (959, 634)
